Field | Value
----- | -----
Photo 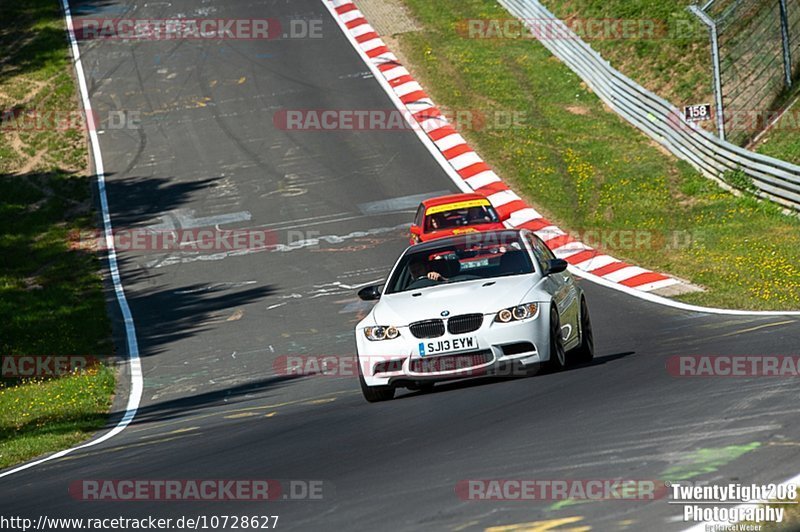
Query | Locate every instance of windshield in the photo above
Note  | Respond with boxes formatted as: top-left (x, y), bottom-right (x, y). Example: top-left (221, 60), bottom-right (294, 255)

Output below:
top-left (425, 204), bottom-right (499, 231)
top-left (385, 236), bottom-right (534, 294)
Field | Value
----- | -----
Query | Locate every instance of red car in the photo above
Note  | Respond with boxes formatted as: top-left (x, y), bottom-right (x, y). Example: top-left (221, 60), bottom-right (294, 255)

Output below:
top-left (409, 193), bottom-right (505, 245)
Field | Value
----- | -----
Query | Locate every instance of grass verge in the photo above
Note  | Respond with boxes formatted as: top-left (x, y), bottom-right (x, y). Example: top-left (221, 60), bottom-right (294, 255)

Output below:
top-left (755, 95), bottom-right (800, 165)
top-left (395, 0), bottom-right (800, 310)
top-left (745, 494), bottom-right (800, 531)
top-left (0, 0), bottom-right (115, 469)
top-left (0, 368), bottom-right (115, 468)
top-left (538, 0), bottom-right (710, 106)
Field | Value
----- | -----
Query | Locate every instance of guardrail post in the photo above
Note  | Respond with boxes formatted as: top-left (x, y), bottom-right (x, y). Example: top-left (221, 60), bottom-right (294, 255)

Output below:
top-left (779, 0), bottom-right (793, 88)
top-left (689, 5), bottom-right (726, 141)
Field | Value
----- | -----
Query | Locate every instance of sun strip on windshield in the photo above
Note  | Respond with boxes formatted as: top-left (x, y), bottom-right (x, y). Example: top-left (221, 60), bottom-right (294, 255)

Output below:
top-left (425, 199), bottom-right (491, 215)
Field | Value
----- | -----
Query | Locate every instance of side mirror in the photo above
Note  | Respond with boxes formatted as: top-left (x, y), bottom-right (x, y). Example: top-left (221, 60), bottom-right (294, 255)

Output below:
top-left (545, 258), bottom-right (568, 275)
top-left (410, 225), bottom-right (422, 236)
top-left (357, 285), bottom-right (383, 301)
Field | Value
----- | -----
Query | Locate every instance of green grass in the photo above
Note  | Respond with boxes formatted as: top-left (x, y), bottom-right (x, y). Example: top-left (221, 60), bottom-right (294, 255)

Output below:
top-left (539, 0), bottom-right (711, 106)
top-left (397, 0), bottom-right (800, 310)
top-left (0, 367), bottom-right (115, 469)
top-left (743, 495), bottom-right (800, 531)
top-left (755, 96), bottom-right (800, 165)
top-left (0, 0), bottom-right (115, 469)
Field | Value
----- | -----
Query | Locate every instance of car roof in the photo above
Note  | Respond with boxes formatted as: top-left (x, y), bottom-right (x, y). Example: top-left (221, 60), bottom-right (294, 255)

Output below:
top-left (406, 229), bottom-right (525, 254)
top-left (420, 193), bottom-right (491, 209)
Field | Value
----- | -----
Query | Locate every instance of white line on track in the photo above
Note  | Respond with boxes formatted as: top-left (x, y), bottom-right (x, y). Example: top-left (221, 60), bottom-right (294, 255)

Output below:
top-left (0, 0), bottom-right (145, 479)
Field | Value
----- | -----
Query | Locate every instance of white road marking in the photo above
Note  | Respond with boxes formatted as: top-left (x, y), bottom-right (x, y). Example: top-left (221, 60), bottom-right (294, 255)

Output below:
top-left (339, 300), bottom-right (374, 314)
top-left (267, 279), bottom-right (383, 309)
top-left (146, 209), bottom-right (251, 231)
top-left (173, 281), bottom-right (257, 294)
top-left (358, 190), bottom-right (451, 215)
top-left (145, 223), bottom-right (410, 268)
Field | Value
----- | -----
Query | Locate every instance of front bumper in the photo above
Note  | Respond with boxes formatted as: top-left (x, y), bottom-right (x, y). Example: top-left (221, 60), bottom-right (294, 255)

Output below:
top-left (356, 307), bottom-right (551, 387)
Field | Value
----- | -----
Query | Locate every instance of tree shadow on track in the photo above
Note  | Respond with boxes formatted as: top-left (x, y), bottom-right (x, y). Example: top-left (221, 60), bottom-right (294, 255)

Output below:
top-left (90, 174), bottom-right (281, 359)
top-left (103, 175), bottom-right (222, 229)
top-left (122, 281), bottom-right (278, 359)
top-left (119, 374), bottom-right (304, 427)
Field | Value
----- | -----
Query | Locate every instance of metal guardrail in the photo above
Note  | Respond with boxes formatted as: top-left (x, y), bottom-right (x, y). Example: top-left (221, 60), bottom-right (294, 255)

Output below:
top-left (498, 0), bottom-right (800, 212)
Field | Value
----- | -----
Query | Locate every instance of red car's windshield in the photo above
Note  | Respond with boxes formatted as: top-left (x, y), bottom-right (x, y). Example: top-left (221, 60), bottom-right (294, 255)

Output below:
top-left (425, 205), bottom-right (499, 231)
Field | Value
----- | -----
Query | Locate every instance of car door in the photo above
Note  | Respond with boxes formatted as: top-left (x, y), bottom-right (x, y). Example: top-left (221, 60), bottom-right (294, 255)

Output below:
top-left (526, 234), bottom-right (579, 345)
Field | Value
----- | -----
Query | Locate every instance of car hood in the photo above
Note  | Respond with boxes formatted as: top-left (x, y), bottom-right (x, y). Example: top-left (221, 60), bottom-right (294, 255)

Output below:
top-left (372, 275), bottom-right (539, 326)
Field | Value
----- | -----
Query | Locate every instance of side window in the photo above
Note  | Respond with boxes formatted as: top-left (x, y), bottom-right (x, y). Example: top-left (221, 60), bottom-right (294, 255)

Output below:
top-left (540, 239), bottom-right (556, 261)
top-left (525, 234), bottom-right (557, 273)
top-left (414, 205), bottom-right (424, 227)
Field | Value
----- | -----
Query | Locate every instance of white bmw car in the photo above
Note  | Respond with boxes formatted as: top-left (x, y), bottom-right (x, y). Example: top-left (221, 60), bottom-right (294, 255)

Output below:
top-left (355, 229), bottom-right (594, 402)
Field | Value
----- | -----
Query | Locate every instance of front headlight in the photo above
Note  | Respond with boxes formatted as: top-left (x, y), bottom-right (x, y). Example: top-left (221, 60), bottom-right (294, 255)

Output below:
top-left (495, 303), bottom-right (539, 323)
top-left (363, 326), bottom-right (401, 341)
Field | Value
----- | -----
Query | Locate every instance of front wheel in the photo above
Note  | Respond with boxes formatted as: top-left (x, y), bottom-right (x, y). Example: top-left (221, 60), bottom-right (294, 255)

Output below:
top-left (358, 357), bottom-right (395, 402)
top-left (570, 296), bottom-right (594, 364)
top-left (544, 306), bottom-right (567, 373)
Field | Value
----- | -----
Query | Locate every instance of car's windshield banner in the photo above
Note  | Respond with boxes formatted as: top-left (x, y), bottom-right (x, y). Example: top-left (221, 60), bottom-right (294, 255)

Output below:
top-left (426, 199), bottom-right (491, 215)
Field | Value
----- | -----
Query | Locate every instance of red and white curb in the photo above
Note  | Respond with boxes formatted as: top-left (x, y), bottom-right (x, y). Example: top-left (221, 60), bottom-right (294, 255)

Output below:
top-left (326, 0), bottom-right (693, 296)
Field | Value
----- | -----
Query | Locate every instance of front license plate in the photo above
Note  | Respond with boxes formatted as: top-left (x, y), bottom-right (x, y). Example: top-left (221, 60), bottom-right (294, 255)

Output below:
top-left (419, 336), bottom-right (478, 357)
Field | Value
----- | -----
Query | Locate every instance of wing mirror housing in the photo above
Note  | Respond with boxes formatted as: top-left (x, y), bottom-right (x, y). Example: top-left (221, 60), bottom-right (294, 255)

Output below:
top-left (357, 285), bottom-right (383, 301)
top-left (545, 258), bottom-right (569, 276)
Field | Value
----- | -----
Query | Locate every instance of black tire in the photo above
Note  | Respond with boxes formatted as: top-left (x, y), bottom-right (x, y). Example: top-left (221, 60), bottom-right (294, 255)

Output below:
top-left (544, 306), bottom-right (567, 372)
top-left (358, 358), bottom-right (395, 402)
top-left (571, 296), bottom-right (595, 364)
